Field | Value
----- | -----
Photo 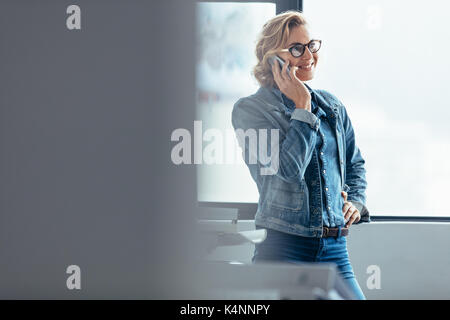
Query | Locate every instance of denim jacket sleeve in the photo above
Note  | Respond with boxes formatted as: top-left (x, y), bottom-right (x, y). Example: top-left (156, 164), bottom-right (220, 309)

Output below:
top-left (340, 104), bottom-right (371, 224)
top-left (232, 96), bottom-right (320, 184)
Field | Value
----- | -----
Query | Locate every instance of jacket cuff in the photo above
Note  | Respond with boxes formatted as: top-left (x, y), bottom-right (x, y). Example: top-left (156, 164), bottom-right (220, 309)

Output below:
top-left (349, 200), bottom-right (371, 224)
top-left (291, 108), bottom-right (320, 130)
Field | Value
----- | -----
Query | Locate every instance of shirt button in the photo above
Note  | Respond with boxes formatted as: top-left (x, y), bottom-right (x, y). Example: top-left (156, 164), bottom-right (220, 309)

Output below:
top-left (325, 187), bottom-right (329, 191)
top-left (323, 170), bottom-right (326, 174)
top-left (320, 152), bottom-right (324, 156)
top-left (327, 206), bottom-right (331, 210)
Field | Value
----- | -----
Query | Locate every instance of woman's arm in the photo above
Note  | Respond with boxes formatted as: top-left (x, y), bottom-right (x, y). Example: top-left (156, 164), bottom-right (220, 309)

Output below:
top-left (232, 96), bottom-right (320, 184)
top-left (341, 105), bottom-right (370, 223)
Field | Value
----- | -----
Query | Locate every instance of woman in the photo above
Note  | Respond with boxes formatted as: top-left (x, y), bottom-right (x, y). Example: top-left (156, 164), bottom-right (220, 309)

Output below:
top-left (232, 11), bottom-right (370, 299)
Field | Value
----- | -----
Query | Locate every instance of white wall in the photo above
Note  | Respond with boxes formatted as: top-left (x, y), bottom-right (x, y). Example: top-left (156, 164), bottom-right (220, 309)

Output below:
top-left (201, 219), bottom-right (450, 299)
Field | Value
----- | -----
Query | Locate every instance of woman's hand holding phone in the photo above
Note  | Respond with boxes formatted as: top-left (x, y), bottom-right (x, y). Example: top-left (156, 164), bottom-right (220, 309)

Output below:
top-left (271, 58), bottom-right (311, 112)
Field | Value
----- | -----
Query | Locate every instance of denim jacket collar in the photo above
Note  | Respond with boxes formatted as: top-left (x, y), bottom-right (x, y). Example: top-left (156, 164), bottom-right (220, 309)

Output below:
top-left (269, 83), bottom-right (336, 120)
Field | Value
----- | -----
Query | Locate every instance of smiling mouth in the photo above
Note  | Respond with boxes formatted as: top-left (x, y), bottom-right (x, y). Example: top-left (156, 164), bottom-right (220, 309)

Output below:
top-left (297, 61), bottom-right (314, 70)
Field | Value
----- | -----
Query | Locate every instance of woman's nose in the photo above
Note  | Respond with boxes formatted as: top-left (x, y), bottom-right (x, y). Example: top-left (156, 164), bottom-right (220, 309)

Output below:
top-left (302, 46), bottom-right (313, 60)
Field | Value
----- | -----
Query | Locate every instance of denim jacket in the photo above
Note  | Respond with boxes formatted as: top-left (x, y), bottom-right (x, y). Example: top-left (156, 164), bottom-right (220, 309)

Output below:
top-left (231, 84), bottom-right (370, 238)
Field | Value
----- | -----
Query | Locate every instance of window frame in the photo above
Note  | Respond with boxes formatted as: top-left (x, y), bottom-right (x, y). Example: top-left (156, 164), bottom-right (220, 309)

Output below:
top-left (196, 0), bottom-right (302, 14)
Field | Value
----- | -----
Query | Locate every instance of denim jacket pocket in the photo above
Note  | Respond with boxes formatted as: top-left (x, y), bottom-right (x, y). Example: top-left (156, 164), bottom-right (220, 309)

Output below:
top-left (266, 179), bottom-right (305, 211)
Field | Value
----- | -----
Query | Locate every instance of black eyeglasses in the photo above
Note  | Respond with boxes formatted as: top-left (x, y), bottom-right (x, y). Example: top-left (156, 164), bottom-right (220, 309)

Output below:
top-left (280, 39), bottom-right (322, 58)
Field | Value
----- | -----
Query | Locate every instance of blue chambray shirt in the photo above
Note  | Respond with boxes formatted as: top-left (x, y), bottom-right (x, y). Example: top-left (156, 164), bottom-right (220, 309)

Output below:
top-left (274, 85), bottom-right (344, 227)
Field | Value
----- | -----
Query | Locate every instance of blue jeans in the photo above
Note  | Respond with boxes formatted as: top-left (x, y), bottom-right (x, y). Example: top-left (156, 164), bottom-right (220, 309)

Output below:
top-left (252, 227), bottom-right (366, 300)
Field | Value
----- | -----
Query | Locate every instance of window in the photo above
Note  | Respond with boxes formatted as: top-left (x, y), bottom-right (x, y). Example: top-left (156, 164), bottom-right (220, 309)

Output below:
top-left (196, 2), bottom-right (276, 204)
top-left (197, 0), bottom-right (447, 218)
top-left (304, 0), bottom-right (450, 217)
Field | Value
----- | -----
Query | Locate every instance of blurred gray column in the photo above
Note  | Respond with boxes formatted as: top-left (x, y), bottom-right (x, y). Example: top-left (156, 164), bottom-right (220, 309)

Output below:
top-left (0, 0), bottom-right (198, 298)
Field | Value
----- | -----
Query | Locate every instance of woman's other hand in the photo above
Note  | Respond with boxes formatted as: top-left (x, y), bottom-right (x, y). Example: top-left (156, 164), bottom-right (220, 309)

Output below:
top-left (272, 59), bottom-right (311, 112)
top-left (341, 191), bottom-right (361, 228)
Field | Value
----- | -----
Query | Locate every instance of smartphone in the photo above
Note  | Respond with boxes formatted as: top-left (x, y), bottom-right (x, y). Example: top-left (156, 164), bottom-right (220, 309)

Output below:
top-left (268, 55), bottom-right (291, 79)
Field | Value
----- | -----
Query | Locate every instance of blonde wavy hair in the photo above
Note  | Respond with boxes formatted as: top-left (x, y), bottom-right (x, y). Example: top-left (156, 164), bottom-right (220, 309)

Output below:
top-left (252, 10), bottom-right (308, 88)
